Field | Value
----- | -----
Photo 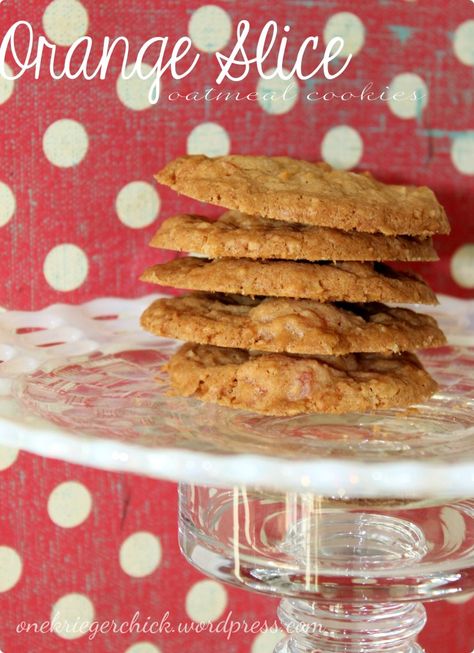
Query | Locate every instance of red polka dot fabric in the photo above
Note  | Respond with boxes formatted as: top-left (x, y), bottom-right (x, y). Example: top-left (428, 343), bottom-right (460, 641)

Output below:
top-left (1, 0), bottom-right (473, 310)
top-left (0, 2), bottom-right (473, 652)
top-left (1, 450), bottom-right (474, 653)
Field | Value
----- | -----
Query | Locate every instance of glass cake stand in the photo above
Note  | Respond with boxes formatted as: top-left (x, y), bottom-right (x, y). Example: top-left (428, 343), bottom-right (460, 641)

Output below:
top-left (0, 294), bottom-right (473, 652)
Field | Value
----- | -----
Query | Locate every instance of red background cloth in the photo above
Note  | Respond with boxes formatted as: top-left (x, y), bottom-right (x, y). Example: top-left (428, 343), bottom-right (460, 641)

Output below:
top-left (0, 1), bottom-right (473, 652)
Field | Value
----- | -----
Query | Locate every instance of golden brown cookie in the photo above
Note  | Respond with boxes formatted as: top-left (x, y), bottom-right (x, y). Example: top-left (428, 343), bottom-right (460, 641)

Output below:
top-left (155, 155), bottom-right (450, 236)
top-left (167, 343), bottom-right (439, 415)
top-left (140, 257), bottom-right (438, 304)
top-left (151, 212), bottom-right (438, 262)
top-left (141, 294), bottom-right (446, 355)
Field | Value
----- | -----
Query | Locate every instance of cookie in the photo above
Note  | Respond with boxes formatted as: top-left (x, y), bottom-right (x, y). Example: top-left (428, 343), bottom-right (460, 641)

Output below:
top-left (151, 212), bottom-right (438, 262)
top-left (155, 155), bottom-right (450, 236)
top-left (140, 257), bottom-right (438, 304)
top-left (141, 294), bottom-right (446, 355)
top-left (167, 343), bottom-right (438, 415)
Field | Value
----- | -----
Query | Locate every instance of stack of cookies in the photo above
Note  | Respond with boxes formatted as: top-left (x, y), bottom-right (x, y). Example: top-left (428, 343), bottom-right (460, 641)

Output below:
top-left (140, 155), bottom-right (449, 416)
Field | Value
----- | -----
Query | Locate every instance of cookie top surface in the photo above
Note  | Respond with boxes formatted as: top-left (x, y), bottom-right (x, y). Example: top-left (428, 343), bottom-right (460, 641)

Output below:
top-left (156, 155), bottom-right (450, 236)
top-left (151, 211), bottom-right (438, 262)
top-left (167, 343), bottom-right (438, 416)
top-left (141, 293), bottom-right (446, 355)
top-left (140, 257), bottom-right (438, 304)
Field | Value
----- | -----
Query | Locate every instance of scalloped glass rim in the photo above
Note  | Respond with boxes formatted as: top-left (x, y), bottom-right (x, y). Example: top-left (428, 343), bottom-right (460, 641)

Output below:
top-left (0, 294), bottom-right (473, 499)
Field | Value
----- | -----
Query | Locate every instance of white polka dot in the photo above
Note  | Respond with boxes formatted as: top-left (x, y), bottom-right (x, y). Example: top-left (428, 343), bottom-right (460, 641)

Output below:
top-left (117, 63), bottom-right (156, 111)
top-left (185, 580), bottom-right (227, 623)
top-left (43, 119), bottom-right (89, 168)
top-left (451, 244), bottom-right (474, 289)
top-left (42, 0), bottom-right (89, 46)
top-left (116, 182), bottom-right (160, 229)
top-left (257, 69), bottom-right (299, 115)
top-left (0, 546), bottom-right (22, 592)
top-left (48, 481), bottom-right (92, 528)
top-left (251, 628), bottom-right (286, 653)
top-left (453, 20), bottom-right (474, 67)
top-left (0, 182), bottom-right (15, 227)
top-left (43, 244), bottom-right (89, 292)
top-left (446, 591), bottom-right (474, 605)
top-left (321, 125), bottom-right (363, 170)
top-left (0, 445), bottom-right (19, 471)
top-left (388, 73), bottom-right (428, 119)
top-left (189, 5), bottom-right (232, 53)
top-left (119, 532), bottom-right (162, 578)
top-left (125, 643), bottom-right (162, 653)
top-left (187, 122), bottom-right (231, 157)
top-left (323, 12), bottom-right (365, 57)
top-left (51, 593), bottom-right (94, 640)
top-left (0, 63), bottom-right (14, 105)
top-left (451, 133), bottom-right (474, 175)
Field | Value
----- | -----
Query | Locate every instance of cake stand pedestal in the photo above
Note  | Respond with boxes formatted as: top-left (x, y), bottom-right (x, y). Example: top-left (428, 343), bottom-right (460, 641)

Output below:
top-left (179, 486), bottom-right (474, 653)
top-left (0, 295), bottom-right (472, 652)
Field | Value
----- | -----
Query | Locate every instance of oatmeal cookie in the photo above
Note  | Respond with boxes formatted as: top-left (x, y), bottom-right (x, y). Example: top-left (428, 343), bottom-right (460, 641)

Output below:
top-left (141, 293), bottom-right (446, 354)
top-left (155, 155), bottom-right (450, 236)
top-left (151, 212), bottom-right (438, 261)
top-left (140, 257), bottom-right (438, 304)
top-left (167, 343), bottom-right (438, 415)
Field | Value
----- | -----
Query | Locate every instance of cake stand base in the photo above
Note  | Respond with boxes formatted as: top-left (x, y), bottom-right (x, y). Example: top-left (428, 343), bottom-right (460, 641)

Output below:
top-left (276, 599), bottom-right (426, 653)
top-left (179, 485), bottom-right (474, 653)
